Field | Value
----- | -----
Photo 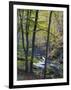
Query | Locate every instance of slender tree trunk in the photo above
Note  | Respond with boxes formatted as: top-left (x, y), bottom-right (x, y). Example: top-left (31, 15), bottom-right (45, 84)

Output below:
top-left (30, 10), bottom-right (39, 73)
top-left (17, 10), bottom-right (20, 50)
top-left (25, 10), bottom-right (31, 72)
top-left (44, 11), bottom-right (52, 78)
top-left (17, 31), bottom-right (20, 50)
top-left (20, 10), bottom-right (26, 53)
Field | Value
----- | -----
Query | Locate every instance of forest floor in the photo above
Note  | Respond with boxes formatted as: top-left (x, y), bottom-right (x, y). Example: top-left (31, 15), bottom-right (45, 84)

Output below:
top-left (17, 69), bottom-right (44, 80)
top-left (17, 69), bottom-right (34, 80)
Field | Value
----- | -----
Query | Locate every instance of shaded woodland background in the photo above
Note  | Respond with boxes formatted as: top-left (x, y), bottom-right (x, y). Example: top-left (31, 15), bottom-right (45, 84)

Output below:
top-left (17, 9), bottom-right (63, 80)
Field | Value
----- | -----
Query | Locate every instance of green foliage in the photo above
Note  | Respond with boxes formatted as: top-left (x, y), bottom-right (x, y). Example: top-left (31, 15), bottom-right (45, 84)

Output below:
top-left (17, 60), bottom-right (25, 70)
top-left (46, 63), bottom-right (63, 79)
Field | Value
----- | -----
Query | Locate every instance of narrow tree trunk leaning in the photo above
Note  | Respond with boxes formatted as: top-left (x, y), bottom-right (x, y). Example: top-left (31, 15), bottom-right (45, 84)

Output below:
top-left (30, 10), bottom-right (39, 73)
top-left (44, 11), bottom-right (53, 79)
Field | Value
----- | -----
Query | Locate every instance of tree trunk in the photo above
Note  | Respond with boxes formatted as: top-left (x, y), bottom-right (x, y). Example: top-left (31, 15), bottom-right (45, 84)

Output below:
top-left (44, 11), bottom-right (53, 78)
top-left (25, 10), bottom-right (32, 72)
top-left (20, 10), bottom-right (26, 53)
top-left (17, 10), bottom-right (20, 50)
top-left (30, 10), bottom-right (39, 73)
